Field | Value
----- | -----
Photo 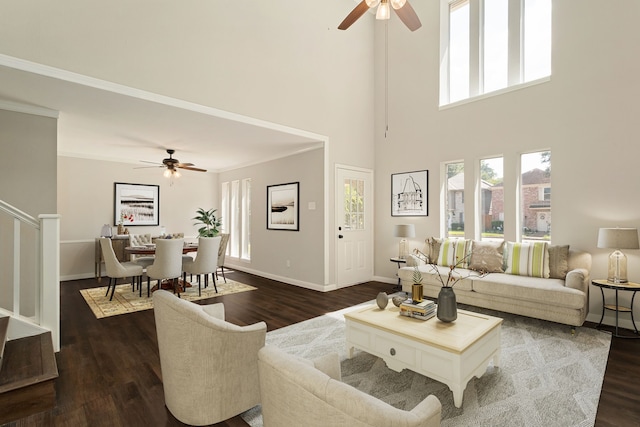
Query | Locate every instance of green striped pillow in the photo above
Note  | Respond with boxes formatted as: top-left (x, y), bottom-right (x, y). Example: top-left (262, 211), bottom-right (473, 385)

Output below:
top-left (504, 241), bottom-right (550, 278)
top-left (437, 239), bottom-right (471, 268)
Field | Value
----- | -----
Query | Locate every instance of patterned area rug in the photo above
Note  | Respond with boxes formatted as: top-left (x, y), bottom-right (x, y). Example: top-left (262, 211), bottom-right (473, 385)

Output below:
top-left (80, 279), bottom-right (257, 319)
top-left (241, 303), bottom-right (611, 427)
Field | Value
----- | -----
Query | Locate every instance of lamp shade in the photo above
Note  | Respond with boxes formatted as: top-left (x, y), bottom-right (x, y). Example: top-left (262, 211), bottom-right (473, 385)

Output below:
top-left (394, 224), bottom-right (416, 238)
top-left (597, 228), bottom-right (639, 249)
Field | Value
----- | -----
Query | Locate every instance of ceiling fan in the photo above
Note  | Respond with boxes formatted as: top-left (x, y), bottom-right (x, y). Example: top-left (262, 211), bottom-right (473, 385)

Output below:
top-left (137, 149), bottom-right (207, 177)
top-left (338, 0), bottom-right (422, 32)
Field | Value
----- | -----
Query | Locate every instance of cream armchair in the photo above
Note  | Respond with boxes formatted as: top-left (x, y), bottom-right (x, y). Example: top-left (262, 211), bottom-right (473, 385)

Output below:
top-left (153, 290), bottom-right (266, 425)
top-left (257, 346), bottom-right (442, 427)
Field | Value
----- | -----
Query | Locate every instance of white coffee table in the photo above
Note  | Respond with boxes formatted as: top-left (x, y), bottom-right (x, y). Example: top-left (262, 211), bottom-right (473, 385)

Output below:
top-left (344, 304), bottom-right (502, 408)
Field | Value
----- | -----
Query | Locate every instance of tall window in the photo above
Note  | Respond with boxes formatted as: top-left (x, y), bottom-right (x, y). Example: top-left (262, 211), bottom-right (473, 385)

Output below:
top-left (221, 178), bottom-right (251, 260)
top-left (441, 0), bottom-right (551, 105)
top-left (241, 178), bottom-right (251, 260)
top-left (445, 162), bottom-right (465, 237)
top-left (479, 157), bottom-right (504, 240)
top-left (520, 151), bottom-right (551, 242)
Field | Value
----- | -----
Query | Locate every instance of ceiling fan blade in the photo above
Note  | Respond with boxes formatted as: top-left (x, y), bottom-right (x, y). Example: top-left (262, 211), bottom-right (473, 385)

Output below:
top-left (139, 160), bottom-right (162, 165)
top-left (176, 162), bottom-right (194, 167)
top-left (177, 165), bottom-right (207, 172)
top-left (393, 1), bottom-right (422, 31)
top-left (338, 0), bottom-right (370, 30)
top-left (134, 165), bottom-right (164, 169)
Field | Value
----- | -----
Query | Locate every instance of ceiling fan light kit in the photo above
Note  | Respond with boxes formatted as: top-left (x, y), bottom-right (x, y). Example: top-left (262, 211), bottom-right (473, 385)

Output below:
top-left (338, 0), bottom-right (421, 31)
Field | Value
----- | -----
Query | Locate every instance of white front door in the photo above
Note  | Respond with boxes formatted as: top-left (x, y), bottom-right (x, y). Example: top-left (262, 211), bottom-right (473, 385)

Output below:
top-left (336, 166), bottom-right (373, 287)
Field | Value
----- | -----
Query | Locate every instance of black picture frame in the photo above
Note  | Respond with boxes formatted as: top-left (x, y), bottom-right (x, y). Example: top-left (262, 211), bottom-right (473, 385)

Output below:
top-left (267, 182), bottom-right (300, 231)
top-left (114, 182), bottom-right (160, 226)
top-left (391, 170), bottom-right (428, 217)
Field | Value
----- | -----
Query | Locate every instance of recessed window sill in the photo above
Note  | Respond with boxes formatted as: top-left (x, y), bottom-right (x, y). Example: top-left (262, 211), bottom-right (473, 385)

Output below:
top-left (439, 76), bottom-right (551, 111)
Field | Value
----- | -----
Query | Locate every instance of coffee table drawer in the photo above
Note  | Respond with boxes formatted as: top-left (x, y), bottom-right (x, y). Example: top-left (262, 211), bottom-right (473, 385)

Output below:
top-left (373, 335), bottom-right (416, 367)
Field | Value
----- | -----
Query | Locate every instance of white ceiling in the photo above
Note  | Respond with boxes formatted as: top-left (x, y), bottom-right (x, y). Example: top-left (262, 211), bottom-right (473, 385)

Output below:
top-left (0, 56), bottom-right (325, 173)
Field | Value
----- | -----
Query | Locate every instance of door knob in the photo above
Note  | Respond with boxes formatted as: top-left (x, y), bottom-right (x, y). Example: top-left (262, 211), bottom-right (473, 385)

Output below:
top-left (338, 235), bottom-right (344, 239)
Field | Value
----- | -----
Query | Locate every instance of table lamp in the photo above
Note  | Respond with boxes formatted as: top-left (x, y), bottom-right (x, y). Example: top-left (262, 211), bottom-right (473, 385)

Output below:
top-left (394, 224), bottom-right (415, 259)
top-left (597, 227), bottom-right (639, 283)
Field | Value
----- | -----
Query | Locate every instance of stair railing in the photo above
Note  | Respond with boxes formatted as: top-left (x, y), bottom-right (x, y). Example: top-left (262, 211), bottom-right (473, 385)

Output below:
top-left (0, 200), bottom-right (60, 352)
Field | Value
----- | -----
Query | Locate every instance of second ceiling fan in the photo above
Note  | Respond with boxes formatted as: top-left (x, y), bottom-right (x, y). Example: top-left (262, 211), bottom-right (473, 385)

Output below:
top-left (338, 0), bottom-right (422, 32)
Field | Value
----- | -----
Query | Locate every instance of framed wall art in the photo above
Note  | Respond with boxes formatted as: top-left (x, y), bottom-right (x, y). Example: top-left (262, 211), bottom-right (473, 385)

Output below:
top-left (267, 182), bottom-right (299, 231)
top-left (114, 182), bottom-right (160, 226)
top-left (391, 170), bottom-right (428, 217)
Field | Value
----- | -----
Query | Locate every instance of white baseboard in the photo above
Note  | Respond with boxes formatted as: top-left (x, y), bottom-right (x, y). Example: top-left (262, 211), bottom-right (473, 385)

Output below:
top-left (586, 311), bottom-right (637, 331)
top-left (223, 261), bottom-right (335, 292)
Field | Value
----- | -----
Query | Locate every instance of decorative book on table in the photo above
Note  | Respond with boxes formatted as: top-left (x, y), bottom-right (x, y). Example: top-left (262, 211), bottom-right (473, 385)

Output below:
top-left (400, 299), bottom-right (436, 320)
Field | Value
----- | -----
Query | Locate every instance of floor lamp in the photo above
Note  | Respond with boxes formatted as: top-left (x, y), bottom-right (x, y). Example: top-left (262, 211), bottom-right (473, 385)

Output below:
top-left (394, 224), bottom-right (415, 259)
top-left (597, 227), bottom-right (639, 283)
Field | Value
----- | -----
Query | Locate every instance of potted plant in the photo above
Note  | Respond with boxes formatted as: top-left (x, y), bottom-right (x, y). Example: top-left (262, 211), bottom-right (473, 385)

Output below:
top-left (412, 266), bottom-right (424, 302)
top-left (193, 208), bottom-right (222, 237)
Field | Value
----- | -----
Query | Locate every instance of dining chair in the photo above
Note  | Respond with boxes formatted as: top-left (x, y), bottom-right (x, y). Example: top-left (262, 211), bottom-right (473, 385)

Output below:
top-left (182, 236), bottom-right (221, 296)
top-left (99, 237), bottom-right (144, 301)
top-left (215, 233), bottom-right (230, 283)
top-left (146, 238), bottom-right (185, 297)
top-left (129, 233), bottom-right (155, 268)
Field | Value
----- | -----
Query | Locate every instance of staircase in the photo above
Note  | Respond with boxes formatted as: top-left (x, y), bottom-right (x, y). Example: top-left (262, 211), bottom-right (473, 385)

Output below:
top-left (0, 316), bottom-right (58, 424)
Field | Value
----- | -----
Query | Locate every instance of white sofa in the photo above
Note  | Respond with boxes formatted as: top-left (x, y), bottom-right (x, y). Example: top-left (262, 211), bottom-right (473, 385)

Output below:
top-left (257, 346), bottom-right (442, 427)
top-left (398, 238), bottom-right (592, 328)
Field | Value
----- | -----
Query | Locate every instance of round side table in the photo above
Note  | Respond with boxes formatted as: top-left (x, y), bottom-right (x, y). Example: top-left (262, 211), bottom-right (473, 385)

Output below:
top-left (390, 257), bottom-right (406, 291)
top-left (592, 279), bottom-right (640, 338)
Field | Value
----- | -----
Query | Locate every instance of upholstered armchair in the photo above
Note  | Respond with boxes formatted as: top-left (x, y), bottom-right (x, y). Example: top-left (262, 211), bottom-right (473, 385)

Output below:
top-left (153, 290), bottom-right (267, 426)
top-left (258, 346), bottom-right (442, 427)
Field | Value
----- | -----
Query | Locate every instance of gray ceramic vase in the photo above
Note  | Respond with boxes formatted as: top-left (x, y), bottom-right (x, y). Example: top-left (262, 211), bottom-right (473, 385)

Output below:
top-left (437, 287), bottom-right (457, 322)
top-left (376, 292), bottom-right (389, 309)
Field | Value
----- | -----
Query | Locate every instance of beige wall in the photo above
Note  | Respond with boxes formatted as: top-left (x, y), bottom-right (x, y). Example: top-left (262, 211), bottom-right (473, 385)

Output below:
top-left (0, 108), bottom-right (57, 313)
top-left (219, 148), bottom-right (325, 288)
top-left (0, 0), bottom-right (376, 286)
top-left (373, 0), bottom-right (640, 325)
top-left (58, 156), bottom-right (217, 280)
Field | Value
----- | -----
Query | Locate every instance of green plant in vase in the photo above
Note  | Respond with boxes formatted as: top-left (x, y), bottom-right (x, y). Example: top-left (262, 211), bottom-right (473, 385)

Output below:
top-left (193, 208), bottom-right (222, 237)
top-left (411, 266), bottom-right (424, 302)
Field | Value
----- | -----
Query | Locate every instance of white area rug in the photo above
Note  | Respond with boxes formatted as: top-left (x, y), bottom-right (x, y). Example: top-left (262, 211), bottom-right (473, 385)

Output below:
top-left (242, 303), bottom-right (611, 427)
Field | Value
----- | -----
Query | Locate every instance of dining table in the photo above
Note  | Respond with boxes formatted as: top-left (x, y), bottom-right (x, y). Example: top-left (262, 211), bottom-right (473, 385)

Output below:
top-left (125, 243), bottom-right (199, 293)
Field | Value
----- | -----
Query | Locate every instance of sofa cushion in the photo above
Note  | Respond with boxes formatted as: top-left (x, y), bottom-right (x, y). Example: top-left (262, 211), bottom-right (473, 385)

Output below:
top-left (549, 245), bottom-right (570, 279)
top-left (468, 240), bottom-right (505, 273)
top-left (437, 238), bottom-right (471, 268)
top-left (504, 241), bottom-right (550, 278)
top-left (471, 273), bottom-right (585, 309)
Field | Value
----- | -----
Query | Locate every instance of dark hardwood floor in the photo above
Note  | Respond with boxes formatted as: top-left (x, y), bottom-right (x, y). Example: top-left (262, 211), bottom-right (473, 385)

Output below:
top-left (3, 270), bottom-right (640, 426)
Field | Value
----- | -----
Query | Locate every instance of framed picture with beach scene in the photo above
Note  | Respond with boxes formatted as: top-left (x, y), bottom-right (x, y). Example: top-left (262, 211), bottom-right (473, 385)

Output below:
top-left (267, 182), bottom-right (299, 231)
top-left (114, 182), bottom-right (160, 226)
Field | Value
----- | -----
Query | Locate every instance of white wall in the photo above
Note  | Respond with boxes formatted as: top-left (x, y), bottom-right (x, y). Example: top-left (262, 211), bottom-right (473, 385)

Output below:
top-left (374, 0), bottom-right (640, 326)
top-left (58, 156), bottom-right (217, 280)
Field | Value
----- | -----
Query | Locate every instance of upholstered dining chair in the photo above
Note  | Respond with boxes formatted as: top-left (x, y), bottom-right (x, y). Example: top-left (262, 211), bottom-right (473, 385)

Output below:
top-left (99, 237), bottom-right (143, 301)
top-left (129, 233), bottom-right (155, 268)
top-left (182, 236), bottom-right (221, 296)
top-left (146, 238), bottom-right (184, 297)
top-left (153, 290), bottom-right (266, 425)
top-left (215, 233), bottom-right (230, 283)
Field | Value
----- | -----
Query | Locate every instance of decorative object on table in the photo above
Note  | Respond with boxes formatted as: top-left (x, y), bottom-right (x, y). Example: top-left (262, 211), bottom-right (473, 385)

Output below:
top-left (399, 299), bottom-right (435, 320)
top-left (376, 292), bottom-right (389, 309)
top-left (114, 182), bottom-right (160, 226)
top-left (597, 227), bottom-right (639, 283)
top-left (267, 182), bottom-right (300, 231)
top-left (393, 224), bottom-right (415, 259)
top-left (437, 287), bottom-right (457, 322)
top-left (411, 266), bottom-right (423, 302)
top-left (193, 208), bottom-right (222, 237)
top-left (100, 224), bottom-right (112, 237)
top-left (391, 170), bottom-right (428, 217)
top-left (392, 295), bottom-right (408, 307)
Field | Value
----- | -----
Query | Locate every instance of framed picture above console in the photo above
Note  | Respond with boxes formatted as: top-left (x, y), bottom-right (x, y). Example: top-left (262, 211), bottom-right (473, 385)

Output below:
top-left (114, 182), bottom-right (160, 226)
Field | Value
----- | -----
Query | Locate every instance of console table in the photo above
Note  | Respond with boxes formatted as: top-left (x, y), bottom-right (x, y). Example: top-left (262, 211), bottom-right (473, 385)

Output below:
top-left (94, 235), bottom-right (129, 281)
